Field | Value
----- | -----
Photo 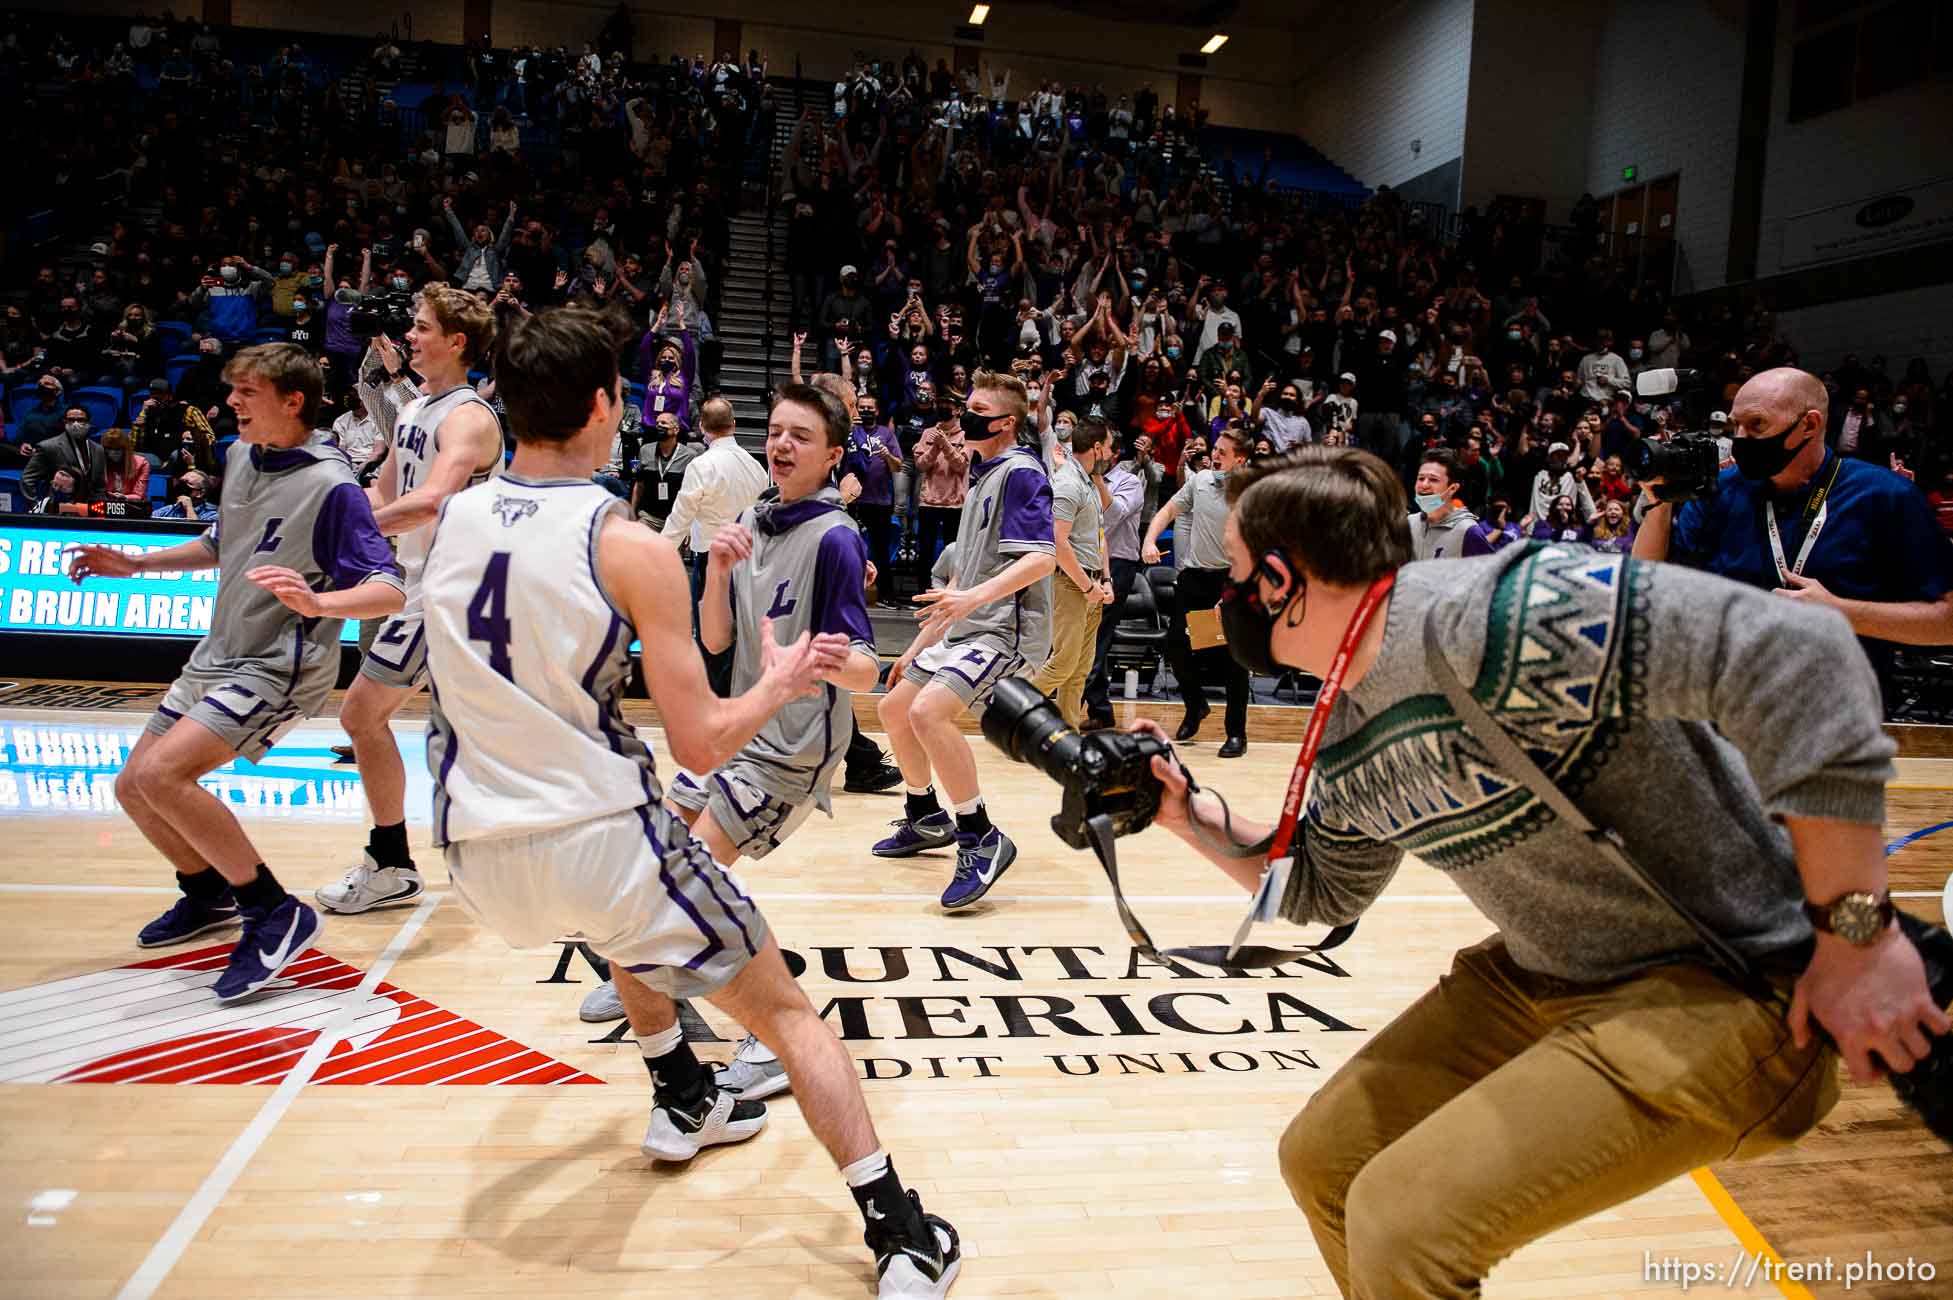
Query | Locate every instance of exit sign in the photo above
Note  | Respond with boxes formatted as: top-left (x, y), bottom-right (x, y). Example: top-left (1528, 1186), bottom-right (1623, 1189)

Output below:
top-left (1621, 164), bottom-right (1637, 182)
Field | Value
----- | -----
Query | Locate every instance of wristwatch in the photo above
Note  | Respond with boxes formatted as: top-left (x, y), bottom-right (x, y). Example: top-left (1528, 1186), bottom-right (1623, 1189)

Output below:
top-left (1802, 890), bottom-right (1896, 946)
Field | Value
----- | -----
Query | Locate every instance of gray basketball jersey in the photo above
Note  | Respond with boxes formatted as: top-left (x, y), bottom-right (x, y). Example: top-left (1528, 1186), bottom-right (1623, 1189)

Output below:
top-left (189, 436), bottom-right (402, 694)
top-left (393, 384), bottom-right (501, 604)
top-left (726, 486), bottom-right (876, 810)
top-left (946, 444), bottom-right (1054, 663)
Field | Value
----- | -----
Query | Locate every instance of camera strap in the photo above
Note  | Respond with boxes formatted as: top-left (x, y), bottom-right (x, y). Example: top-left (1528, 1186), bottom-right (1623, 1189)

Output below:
top-left (1421, 617), bottom-right (1777, 1003)
top-left (1765, 452), bottom-right (1842, 584)
top-left (1083, 812), bottom-right (1356, 970)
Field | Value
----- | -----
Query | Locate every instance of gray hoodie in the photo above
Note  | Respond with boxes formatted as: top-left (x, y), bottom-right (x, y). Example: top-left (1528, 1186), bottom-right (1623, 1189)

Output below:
top-left (1408, 505), bottom-right (1481, 560)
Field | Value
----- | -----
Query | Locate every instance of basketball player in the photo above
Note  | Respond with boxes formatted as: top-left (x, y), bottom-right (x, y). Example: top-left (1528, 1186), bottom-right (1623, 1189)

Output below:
top-left (657, 382), bottom-right (880, 1100)
top-left (316, 285), bottom-right (502, 914)
top-left (420, 309), bottom-right (961, 1295)
top-left (68, 345), bottom-right (404, 1000)
top-left (874, 370), bottom-right (1055, 909)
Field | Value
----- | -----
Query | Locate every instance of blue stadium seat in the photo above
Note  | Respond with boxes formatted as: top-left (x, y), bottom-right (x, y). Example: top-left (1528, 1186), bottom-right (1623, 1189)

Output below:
top-left (164, 356), bottom-right (197, 390)
top-left (253, 326), bottom-right (290, 344)
top-left (8, 386), bottom-right (40, 421)
top-left (157, 321), bottom-right (193, 358)
top-left (468, 369), bottom-right (488, 385)
top-left (0, 469), bottom-right (22, 512)
top-left (75, 386), bottom-right (125, 430)
top-left (149, 472), bottom-right (171, 501)
top-left (626, 381), bottom-right (647, 409)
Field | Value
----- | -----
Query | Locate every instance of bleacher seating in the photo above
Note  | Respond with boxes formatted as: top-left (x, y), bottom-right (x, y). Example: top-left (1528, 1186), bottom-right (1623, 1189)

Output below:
top-left (74, 386), bottom-right (125, 430)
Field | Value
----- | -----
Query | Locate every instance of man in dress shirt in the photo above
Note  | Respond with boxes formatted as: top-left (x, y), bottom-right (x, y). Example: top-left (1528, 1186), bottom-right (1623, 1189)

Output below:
top-left (664, 395), bottom-right (769, 694)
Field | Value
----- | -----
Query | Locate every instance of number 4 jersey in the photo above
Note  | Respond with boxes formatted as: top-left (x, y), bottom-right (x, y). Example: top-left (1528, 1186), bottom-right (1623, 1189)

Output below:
top-left (422, 476), bottom-right (659, 848)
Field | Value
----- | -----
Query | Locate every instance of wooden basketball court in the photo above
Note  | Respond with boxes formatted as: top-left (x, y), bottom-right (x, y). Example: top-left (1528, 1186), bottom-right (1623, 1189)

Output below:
top-left (1, 679), bottom-right (1947, 1299)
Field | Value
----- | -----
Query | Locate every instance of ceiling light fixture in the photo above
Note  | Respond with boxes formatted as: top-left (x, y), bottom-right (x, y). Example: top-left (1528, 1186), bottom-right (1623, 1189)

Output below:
top-left (1201, 33), bottom-right (1229, 54)
top-left (969, 4), bottom-right (991, 24)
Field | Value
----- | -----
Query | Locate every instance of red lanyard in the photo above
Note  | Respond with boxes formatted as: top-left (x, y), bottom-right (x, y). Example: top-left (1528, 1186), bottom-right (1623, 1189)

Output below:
top-left (1266, 573), bottom-right (1395, 866)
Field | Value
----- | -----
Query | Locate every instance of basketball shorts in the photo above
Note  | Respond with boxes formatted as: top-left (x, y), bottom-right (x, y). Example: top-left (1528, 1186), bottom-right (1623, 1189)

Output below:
top-left (902, 636), bottom-right (1027, 713)
top-left (444, 803), bottom-right (769, 1000)
top-left (666, 764), bottom-right (818, 861)
top-left (358, 611), bottom-right (428, 690)
top-left (147, 668), bottom-right (326, 763)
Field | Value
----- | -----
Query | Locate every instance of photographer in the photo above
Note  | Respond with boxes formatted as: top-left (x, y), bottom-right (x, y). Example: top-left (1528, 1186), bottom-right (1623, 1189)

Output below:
top-left (1634, 367), bottom-right (1953, 710)
top-left (1135, 444), bottom-right (1945, 1296)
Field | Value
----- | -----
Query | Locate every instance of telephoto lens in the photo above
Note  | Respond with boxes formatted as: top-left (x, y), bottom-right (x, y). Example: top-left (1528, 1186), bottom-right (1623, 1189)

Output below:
top-left (981, 678), bottom-right (1170, 849)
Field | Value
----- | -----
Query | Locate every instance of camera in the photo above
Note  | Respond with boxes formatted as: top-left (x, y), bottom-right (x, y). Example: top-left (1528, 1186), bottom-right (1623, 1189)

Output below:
top-left (1889, 910), bottom-right (1953, 1142)
top-left (1629, 367), bottom-right (1721, 501)
top-left (980, 677), bottom-right (1170, 850)
top-left (348, 290), bottom-right (416, 342)
top-left (1626, 431), bottom-right (1720, 502)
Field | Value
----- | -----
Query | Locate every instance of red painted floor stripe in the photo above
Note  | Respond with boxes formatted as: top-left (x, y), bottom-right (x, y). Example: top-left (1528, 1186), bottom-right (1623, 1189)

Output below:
top-left (311, 1017), bottom-right (472, 1081)
top-left (323, 1029), bottom-right (503, 1085)
top-left (58, 1026), bottom-right (301, 1083)
top-left (363, 1038), bottom-right (519, 1086)
top-left (430, 1048), bottom-right (546, 1086)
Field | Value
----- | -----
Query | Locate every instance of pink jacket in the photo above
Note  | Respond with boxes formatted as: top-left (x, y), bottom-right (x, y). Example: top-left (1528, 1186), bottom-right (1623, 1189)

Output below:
top-left (913, 422), bottom-right (969, 507)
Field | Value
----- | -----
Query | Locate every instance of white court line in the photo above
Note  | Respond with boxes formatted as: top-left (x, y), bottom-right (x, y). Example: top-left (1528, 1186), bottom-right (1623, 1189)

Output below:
top-left (114, 892), bottom-right (441, 1300)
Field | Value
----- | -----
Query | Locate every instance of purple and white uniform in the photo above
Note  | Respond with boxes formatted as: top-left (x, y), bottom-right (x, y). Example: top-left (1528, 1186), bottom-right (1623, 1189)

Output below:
top-left (666, 485), bottom-right (876, 858)
top-left (422, 475), bottom-right (766, 999)
top-left (901, 442), bottom-right (1054, 709)
top-left (147, 436), bottom-right (402, 761)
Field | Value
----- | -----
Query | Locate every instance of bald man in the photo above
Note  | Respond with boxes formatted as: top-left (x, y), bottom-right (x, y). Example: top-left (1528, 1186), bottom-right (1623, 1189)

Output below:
top-left (1635, 366), bottom-right (1953, 709)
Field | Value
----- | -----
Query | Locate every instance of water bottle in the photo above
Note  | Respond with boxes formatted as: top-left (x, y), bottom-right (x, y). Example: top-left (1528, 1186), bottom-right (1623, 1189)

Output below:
top-left (1124, 668), bottom-right (1138, 700)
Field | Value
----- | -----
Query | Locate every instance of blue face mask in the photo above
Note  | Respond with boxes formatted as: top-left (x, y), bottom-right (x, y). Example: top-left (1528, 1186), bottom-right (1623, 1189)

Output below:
top-left (1165, 346), bottom-right (1181, 360)
top-left (1414, 492), bottom-right (1448, 514)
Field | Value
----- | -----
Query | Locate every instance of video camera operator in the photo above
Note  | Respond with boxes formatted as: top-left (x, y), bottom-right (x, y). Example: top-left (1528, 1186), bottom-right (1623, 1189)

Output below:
top-left (1634, 367), bottom-right (1953, 710)
top-left (1129, 444), bottom-right (1945, 1296)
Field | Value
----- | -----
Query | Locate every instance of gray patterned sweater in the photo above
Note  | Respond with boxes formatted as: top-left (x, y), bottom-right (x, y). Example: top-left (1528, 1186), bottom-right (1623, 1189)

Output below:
top-left (1282, 542), bottom-right (1894, 983)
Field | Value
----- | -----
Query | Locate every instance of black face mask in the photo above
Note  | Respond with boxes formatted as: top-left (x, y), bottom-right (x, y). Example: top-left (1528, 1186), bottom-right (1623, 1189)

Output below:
top-left (1218, 553), bottom-right (1297, 676)
top-left (1730, 415), bottom-right (1810, 481)
top-left (960, 408), bottom-right (1002, 443)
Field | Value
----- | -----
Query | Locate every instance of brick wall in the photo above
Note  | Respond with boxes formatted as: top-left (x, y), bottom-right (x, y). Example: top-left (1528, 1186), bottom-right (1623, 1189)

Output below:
top-left (1584, 0), bottom-right (1747, 291)
top-left (1291, 0), bottom-right (1474, 193)
top-left (1775, 286), bottom-right (1953, 380)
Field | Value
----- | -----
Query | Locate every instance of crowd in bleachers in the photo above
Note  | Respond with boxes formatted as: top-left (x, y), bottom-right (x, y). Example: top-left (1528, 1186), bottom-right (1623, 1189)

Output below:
top-left (779, 54), bottom-right (1953, 594)
top-left (0, 8), bottom-right (773, 512)
top-left (2, 12), bottom-right (1948, 556)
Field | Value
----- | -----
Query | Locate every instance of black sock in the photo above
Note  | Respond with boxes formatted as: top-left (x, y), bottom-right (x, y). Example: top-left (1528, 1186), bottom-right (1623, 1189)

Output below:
top-left (849, 1158), bottom-right (920, 1238)
top-left (177, 866), bottom-right (230, 902)
top-left (367, 821), bottom-right (411, 869)
top-left (905, 788), bottom-right (942, 823)
top-left (955, 804), bottom-right (992, 839)
top-left (643, 1042), bottom-right (707, 1105)
top-left (231, 864), bottom-right (289, 914)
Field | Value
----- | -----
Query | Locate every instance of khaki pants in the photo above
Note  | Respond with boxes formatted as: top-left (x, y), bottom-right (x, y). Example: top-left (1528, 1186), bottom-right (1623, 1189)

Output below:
top-left (1282, 935), bottom-right (1838, 1299)
top-left (1031, 573), bottom-right (1103, 727)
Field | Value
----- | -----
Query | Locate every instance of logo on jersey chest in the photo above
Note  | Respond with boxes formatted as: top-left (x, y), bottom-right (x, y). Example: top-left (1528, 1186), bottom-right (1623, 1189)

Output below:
top-left (766, 579), bottom-right (797, 618)
top-left (491, 495), bottom-right (540, 528)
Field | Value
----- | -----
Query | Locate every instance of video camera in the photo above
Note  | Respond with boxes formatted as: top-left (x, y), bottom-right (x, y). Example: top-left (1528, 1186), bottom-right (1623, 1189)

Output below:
top-left (981, 677), bottom-right (1170, 849)
top-left (1626, 368), bottom-right (1720, 502)
top-left (347, 290), bottom-right (417, 343)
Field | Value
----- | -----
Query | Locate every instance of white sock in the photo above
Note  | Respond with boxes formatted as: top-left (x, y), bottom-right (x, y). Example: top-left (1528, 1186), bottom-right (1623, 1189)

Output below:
top-left (953, 795), bottom-right (983, 817)
top-left (636, 1023), bottom-right (684, 1059)
top-left (906, 784), bottom-right (934, 798)
top-left (841, 1147), bottom-right (891, 1188)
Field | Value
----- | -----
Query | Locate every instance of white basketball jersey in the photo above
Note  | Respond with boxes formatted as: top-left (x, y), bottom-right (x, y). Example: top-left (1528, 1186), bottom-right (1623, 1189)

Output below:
top-left (422, 476), bottom-right (659, 847)
top-left (393, 384), bottom-right (500, 607)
